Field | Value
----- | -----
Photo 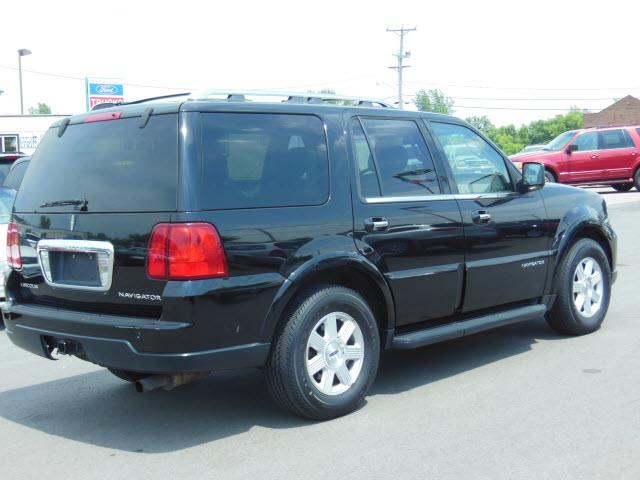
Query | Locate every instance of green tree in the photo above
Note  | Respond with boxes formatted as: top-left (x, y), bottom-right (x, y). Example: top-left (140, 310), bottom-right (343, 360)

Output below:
top-left (413, 89), bottom-right (454, 114)
top-left (484, 109), bottom-right (585, 155)
top-left (465, 115), bottom-right (494, 134)
top-left (28, 102), bottom-right (51, 114)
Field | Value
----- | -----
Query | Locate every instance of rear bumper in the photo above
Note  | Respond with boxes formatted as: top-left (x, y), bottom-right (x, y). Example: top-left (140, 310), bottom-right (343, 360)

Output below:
top-left (3, 303), bottom-right (270, 373)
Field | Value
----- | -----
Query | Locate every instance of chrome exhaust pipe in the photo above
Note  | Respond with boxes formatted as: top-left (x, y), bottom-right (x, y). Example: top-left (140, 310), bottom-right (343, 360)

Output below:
top-left (135, 372), bottom-right (208, 393)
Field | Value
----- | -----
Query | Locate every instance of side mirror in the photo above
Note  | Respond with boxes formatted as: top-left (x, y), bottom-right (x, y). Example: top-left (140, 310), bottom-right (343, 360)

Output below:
top-left (566, 144), bottom-right (578, 154)
top-left (518, 162), bottom-right (545, 192)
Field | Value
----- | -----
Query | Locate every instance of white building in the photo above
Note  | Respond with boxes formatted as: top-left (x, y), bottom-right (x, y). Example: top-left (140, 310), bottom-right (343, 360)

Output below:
top-left (0, 114), bottom-right (71, 155)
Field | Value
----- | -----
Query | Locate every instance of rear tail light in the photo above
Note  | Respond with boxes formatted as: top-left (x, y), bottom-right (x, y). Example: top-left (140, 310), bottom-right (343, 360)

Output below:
top-left (146, 223), bottom-right (228, 280)
top-left (7, 221), bottom-right (22, 270)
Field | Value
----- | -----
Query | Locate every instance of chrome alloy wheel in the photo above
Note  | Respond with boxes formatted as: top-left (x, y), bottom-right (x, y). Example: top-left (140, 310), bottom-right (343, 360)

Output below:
top-left (305, 312), bottom-right (365, 396)
top-left (572, 257), bottom-right (604, 318)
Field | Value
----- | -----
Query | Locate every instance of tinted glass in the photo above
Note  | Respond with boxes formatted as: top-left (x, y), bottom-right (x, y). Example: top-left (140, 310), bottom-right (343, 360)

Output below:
top-left (599, 129), bottom-right (634, 149)
top-left (350, 119), bottom-right (380, 197)
top-left (201, 113), bottom-right (329, 209)
top-left (0, 187), bottom-right (16, 223)
top-left (360, 118), bottom-right (440, 196)
top-left (573, 132), bottom-right (598, 151)
top-left (15, 115), bottom-right (178, 213)
top-left (2, 136), bottom-right (18, 153)
top-left (3, 160), bottom-right (29, 191)
top-left (0, 163), bottom-right (12, 184)
top-left (431, 122), bottom-right (513, 194)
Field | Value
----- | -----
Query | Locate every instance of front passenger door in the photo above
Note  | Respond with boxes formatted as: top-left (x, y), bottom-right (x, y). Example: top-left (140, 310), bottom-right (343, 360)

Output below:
top-left (567, 131), bottom-right (602, 182)
top-left (429, 122), bottom-right (550, 313)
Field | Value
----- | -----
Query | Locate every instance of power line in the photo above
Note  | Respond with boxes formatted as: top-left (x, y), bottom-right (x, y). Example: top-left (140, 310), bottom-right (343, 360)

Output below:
top-left (387, 26), bottom-right (416, 110)
top-left (404, 79), bottom-right (640, 91)
top-left (433, 96), bottom-right (619, 102)
top-left (451, 105), bottom-right (591, 111)
top-left (0, 64), bottom-right (194, 91)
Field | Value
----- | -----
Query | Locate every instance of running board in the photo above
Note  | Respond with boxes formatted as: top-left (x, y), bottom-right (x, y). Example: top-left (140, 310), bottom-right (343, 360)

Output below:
top-left (391, 304), bottom-right (547, 349)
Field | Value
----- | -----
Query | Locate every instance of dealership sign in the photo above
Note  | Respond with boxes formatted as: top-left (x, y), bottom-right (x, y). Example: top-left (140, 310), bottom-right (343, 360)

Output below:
top-left (85, 78), bottom-right (125, 110)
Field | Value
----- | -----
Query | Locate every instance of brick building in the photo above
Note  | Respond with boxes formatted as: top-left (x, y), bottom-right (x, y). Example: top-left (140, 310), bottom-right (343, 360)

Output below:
top-left (583, 95), bottom-right (640, 128)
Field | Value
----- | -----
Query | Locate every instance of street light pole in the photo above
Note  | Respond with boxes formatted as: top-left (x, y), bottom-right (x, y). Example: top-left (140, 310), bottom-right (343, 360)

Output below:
top-left (17, 48), bottom-right (32, 115)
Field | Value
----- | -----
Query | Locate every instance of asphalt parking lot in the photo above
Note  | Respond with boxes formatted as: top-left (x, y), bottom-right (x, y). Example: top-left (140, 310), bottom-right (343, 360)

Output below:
top-left (1, 187), bottom-right (639, 480)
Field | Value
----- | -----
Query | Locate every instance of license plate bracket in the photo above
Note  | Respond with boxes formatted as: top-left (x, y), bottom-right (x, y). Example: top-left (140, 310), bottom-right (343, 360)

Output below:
top-left (37, 239), bottom-right (115, 292)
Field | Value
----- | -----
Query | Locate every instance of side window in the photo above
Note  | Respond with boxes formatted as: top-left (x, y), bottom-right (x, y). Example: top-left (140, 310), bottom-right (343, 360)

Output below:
top-left (621, 130), bottom-right (635, 148)
top-left (350, 119), bottom-right (381, 197)
top-left (201, 113), bottom-right (329, 209)
top-left (1, 135), bottom-right (18, 153)
top-left (599, 129), bottom-right (634, 150)
top-left (573, 132), bottom-right (598, 151)
top-left (359, 118), bottom-right (441, 196)
top-left (430, 122), bottom-right (513, 194)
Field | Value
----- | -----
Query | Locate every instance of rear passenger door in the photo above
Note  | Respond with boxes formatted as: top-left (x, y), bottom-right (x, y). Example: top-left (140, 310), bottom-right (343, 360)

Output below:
top-left (428, 121), bottom-right (550, 313)
top-left (597, 129), bottom-right (638, 180)
top-left (350, 116), bottom-right (465, 327)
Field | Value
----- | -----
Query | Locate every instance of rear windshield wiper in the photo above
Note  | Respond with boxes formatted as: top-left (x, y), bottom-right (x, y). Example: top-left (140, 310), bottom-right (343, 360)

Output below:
top-left (40, 198), bottom-right (89, 211)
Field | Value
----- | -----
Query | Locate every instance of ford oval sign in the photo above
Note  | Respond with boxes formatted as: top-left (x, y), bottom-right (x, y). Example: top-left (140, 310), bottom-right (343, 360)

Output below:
top-left (96, 84), bottom-right (117, 94)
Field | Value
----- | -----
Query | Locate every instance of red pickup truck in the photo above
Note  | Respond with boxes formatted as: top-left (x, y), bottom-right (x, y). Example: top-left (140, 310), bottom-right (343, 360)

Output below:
top-left (511, 125), bottom-right (640, 191)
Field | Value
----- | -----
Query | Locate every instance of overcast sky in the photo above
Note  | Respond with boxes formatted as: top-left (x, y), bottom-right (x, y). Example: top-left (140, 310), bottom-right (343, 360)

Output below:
top-left (1, 0), bottom-right (639, 126)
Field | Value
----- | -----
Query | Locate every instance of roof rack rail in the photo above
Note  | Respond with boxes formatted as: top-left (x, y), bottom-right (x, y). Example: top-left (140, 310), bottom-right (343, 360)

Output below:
top-left (189, 90), bottom-right (394, 108)
top-left (88, 90), bottom-right (393, 110)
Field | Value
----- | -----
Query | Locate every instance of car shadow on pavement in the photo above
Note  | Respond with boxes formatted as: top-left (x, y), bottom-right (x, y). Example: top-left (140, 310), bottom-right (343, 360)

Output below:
top-left (372, 317), bottom-right (562, 396)
top-left (0, 317), bottom-right (563, 453)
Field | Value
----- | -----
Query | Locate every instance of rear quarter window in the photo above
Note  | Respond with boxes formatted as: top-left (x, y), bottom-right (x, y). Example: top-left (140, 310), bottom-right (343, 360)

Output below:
top-left (201, 113), bottom-right (329, 209)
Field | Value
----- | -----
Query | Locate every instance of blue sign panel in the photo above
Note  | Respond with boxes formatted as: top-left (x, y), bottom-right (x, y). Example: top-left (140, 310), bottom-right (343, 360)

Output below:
top-left (89, 83), bottom-right (124, 96)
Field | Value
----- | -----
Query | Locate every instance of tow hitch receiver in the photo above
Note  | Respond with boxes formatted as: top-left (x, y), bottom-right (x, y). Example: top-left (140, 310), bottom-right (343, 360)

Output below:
top-left (41, 336), bottom-right (82, 359)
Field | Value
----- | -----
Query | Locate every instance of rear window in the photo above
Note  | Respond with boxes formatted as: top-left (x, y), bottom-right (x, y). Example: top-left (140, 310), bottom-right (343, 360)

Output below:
top-left (14, 114), bottom-right (178, 213)
top-left (201, 113), bottom-right (329, 209)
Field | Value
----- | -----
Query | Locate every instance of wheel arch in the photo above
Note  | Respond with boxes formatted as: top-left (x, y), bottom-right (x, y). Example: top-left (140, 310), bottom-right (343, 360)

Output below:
top-left (551, 220), bottom-right (615, 295)
top-left (543, 164), bottom-right (558, 182)
top-left (258, 253), bottom-right (396, 348)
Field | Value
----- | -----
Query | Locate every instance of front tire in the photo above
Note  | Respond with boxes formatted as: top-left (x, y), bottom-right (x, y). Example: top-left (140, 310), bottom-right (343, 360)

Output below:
top-left (544, 169), bottom-right (557, 183)
top-left (546, 239), bottom-right (611, 335)
top-left (612, 183), bottom-right (633, 192)
top-left (266, 285), bottom-right (380, 420)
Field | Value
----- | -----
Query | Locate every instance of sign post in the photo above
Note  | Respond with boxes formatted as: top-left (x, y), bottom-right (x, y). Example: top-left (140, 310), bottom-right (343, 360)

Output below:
top-left (85, 77), bottom-right (124, 110)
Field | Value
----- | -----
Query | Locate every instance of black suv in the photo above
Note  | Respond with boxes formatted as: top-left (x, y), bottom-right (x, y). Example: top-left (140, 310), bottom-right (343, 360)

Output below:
top-left (3, 92), bottom-right (617, 420)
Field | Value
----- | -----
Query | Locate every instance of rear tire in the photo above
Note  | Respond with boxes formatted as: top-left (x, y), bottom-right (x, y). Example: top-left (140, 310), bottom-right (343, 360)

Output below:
top-left (544, 169), bottom-right (557, 183)
top-left (546, 239), bottom-right (611, 335)
top-left (108, 368), bottom-right (150, 383)
top-left (266, 285), bottom-right (380, 420)
top-left (612, 183), bottom-right (633, 192)
top-left (633, 169), bottom-right (640, 191)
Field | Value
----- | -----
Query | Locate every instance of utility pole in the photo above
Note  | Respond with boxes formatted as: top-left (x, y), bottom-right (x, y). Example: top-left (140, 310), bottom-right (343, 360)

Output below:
top-left (387, 26), bottom-right (416, 109)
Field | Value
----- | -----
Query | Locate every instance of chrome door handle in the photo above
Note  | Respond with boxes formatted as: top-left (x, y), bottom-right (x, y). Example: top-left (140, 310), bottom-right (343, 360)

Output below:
top-left (632, 152), bottom-right (638, 156)
top-left (364, 217), bottom-right (389, 232)
top-left (591, 155), bottom-right (598, 159)
top-left (472, 210), bottom-right (491, 224)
